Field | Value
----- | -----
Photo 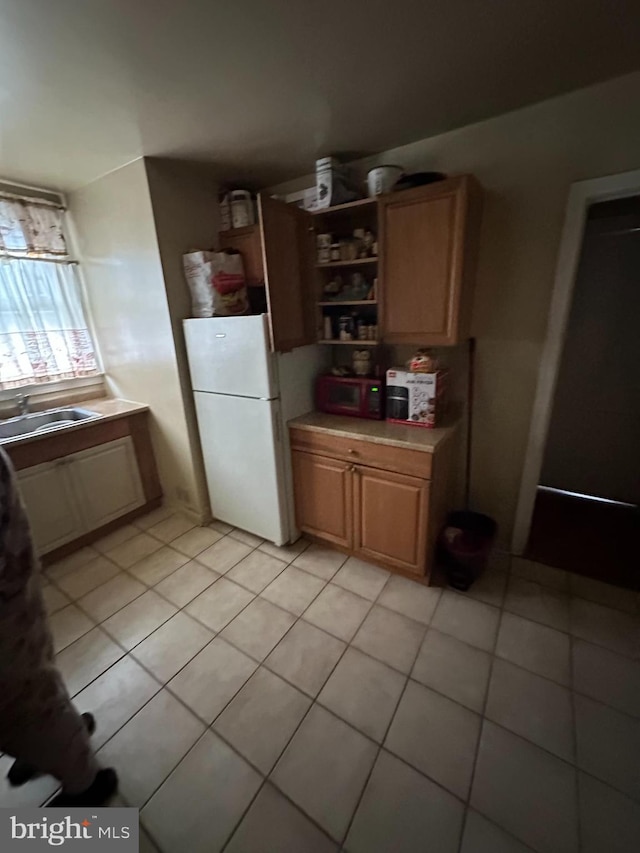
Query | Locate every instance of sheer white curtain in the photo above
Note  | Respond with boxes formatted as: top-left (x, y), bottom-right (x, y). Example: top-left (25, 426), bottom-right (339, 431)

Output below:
top-left (0, 195), bottom-right (99, 389)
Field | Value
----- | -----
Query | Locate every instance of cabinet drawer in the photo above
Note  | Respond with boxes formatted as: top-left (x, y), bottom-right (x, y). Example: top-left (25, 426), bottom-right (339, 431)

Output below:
top-left (290, 427), bottom-right (432, 479)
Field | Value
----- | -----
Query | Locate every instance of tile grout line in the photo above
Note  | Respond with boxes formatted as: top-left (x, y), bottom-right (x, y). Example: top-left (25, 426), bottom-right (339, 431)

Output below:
top-left (337, 573), bottom-right (430, 851)
top-left (455, 553), bottom-right (512, 853)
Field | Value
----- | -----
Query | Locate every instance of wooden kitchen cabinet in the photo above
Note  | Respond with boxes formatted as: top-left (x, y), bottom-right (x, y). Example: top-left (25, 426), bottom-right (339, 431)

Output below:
top-left (219, 226), bottom-right (264, 286)
top-left (291, 450), bottom-right (352, 549)
top-left (378, 175), bottom-right (482, 346)
top-left (353, 465), bottom-right (429, 574)
top-left (219, 195), bottom-right (315, 353)
top-left (290, 421), bottom-right (456, 581)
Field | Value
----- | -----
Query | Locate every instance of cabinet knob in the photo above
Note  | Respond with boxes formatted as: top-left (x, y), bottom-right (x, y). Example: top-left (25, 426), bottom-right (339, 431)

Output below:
top-left (348, 449), bottom-right (357, 455)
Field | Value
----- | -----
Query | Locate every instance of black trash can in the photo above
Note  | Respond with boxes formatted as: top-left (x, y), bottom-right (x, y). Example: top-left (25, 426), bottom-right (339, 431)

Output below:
top-left (438, 510), bottom-right (497, 591)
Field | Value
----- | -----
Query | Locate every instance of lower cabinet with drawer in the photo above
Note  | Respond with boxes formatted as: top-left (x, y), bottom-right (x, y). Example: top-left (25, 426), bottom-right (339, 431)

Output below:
top-left (290, 426), bottom-right (455, 581)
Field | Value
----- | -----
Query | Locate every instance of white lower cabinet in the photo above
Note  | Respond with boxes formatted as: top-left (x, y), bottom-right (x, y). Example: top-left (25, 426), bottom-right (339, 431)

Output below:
top-left (17, 437), bottom-right (145, 556)
top-left (17, 460), bottom-right (85, 554)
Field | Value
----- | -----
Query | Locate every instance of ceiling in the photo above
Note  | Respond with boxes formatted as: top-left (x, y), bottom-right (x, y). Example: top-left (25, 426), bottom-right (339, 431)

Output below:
top-left (1, 0), bottom-right (639, 192)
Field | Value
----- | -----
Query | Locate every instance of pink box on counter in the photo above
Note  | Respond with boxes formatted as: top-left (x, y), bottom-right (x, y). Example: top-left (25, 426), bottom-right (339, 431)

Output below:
top-left (385, 368), bottom-right (448, 428)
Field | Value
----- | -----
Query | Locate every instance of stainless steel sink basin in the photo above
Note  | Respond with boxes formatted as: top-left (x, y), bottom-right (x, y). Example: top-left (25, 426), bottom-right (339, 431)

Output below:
top-left (0, 407), bottom-right (100, 441)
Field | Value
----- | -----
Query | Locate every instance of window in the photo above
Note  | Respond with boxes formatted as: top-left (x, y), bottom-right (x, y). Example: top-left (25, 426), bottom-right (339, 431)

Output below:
top-left (0, 193), bottom-right (99, 389)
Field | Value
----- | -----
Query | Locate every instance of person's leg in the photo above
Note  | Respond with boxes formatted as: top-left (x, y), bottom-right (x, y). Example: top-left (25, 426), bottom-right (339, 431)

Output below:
top-left (8, 712), bottom-right (96, 787)
top-left (2, 701), bottom-right (99, 793)
top-left (1, 670), bottom-right (116, 804)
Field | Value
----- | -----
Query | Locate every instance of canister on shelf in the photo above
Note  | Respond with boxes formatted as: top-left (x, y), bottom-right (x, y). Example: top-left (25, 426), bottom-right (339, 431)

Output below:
top-left (330, 243), bottom-right (341, 262)
top-left (323, 315), bottom-right (333, 340)
top-left (230, 190), bottom-right (254, 228)
top-left (338, 315), bottom-right (354, 341)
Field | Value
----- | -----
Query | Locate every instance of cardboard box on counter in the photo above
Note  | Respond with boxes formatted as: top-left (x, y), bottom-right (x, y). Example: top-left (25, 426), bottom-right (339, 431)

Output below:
top-left (385, 368), bottom-right (448, 428)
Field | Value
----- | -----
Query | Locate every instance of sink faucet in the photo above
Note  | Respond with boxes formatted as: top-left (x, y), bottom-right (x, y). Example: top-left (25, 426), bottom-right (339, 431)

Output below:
top-left (16, 394), bottom-right (30, 416)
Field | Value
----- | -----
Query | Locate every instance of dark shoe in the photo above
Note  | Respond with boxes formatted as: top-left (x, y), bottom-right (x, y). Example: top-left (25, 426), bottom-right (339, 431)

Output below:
top-left (8, 712), bottom-right (97, 788)
top-left (47, 768), bottom-right (118, 808)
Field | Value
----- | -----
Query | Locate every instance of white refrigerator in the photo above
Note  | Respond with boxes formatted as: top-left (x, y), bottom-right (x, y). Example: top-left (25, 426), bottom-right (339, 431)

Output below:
top-left (183, 315), bottom-right (326, 545)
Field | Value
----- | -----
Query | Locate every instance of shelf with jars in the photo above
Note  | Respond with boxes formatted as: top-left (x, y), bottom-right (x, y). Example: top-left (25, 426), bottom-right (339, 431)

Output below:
top-left (314, 199), bottom-right (379, 349)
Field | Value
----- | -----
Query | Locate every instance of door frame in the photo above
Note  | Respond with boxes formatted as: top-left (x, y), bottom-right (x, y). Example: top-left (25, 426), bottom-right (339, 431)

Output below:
top-left (512, 167), bottom-right (640, 555)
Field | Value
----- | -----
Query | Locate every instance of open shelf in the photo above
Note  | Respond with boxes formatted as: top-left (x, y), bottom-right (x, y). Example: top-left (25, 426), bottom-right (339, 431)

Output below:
top-left (316, 257), bottom-right (377, 269)
top-left (312, 197), bottom-right (377, 216)
top-left (318, 339), bottom-right (379, 346)
top-left (318, 300), bottom-right (377, 306)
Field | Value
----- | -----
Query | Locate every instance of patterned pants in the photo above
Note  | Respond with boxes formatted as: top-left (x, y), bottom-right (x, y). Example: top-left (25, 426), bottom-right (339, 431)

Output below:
top-left (0, 447), bottom-right (99, 794)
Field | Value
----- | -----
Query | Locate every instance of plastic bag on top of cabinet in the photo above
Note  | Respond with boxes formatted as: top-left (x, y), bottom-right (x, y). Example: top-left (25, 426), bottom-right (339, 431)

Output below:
top-left (183, 250), bottom-right (249, 317)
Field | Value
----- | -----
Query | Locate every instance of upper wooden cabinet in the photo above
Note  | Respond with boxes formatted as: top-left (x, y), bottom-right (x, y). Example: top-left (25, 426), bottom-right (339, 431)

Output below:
top-left (219, 226), bottom-right (264, 286)
top-left (220, 196), bottom-right (315, 353)
top-left (258, 194), bottom-right (315, 353)
top-left (378, 175), bottom-right (482, 346)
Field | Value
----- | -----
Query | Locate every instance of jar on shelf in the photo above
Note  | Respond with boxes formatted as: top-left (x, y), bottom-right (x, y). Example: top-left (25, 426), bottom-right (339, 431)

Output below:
top-left (338, 315), bottom-right (354, 341)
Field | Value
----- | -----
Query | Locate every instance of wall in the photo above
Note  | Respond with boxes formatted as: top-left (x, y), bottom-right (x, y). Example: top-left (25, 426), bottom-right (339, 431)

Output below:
top-left (68, 158), bottom-right (207, 519)
top-left (143, 157), bottom-right (220, 518)
top-left (541, 198), bottom-right (640, 504)
top-left (269, 71), bottom-right (640, 547)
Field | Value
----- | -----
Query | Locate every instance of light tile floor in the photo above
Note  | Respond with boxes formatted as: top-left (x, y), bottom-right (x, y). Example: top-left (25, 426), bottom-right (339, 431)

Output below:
top-left (5, 513), bottom-right (640, 852)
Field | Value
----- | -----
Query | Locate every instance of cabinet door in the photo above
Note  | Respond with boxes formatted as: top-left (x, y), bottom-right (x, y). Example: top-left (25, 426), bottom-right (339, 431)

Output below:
top-left (258, 194), bottom-right (315, 352)
top-left (291, 450), bottom-right (353, 549)
top-left (17, 461), bottom-right (84, 555)
top-left (67, 437), bottom-right (145, 532)
top-left (220, 226), bottom-right (264, 286)
top-left (379, 176), bottom-right (480, 345)
top-left (353, 465), bottom-right (429, 576)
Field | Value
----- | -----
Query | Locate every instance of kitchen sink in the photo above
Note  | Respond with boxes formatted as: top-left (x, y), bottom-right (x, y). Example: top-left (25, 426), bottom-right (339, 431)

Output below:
top-left (0, 407), bottom-right (100, 441)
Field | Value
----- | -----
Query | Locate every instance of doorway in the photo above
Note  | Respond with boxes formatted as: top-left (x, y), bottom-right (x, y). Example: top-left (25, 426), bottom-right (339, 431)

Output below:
top-left (527, 196), bottom-right (640, 586)
top-left (513, 169), bottom-right (640, 589)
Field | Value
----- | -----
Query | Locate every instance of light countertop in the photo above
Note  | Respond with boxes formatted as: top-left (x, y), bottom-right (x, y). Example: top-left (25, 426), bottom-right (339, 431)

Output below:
top-left (0, 397), bottom-right (149, 448)
top-left (79, 398), bottom-right (149, 419)
top-left (288, 411), bottom-right (458, 453)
